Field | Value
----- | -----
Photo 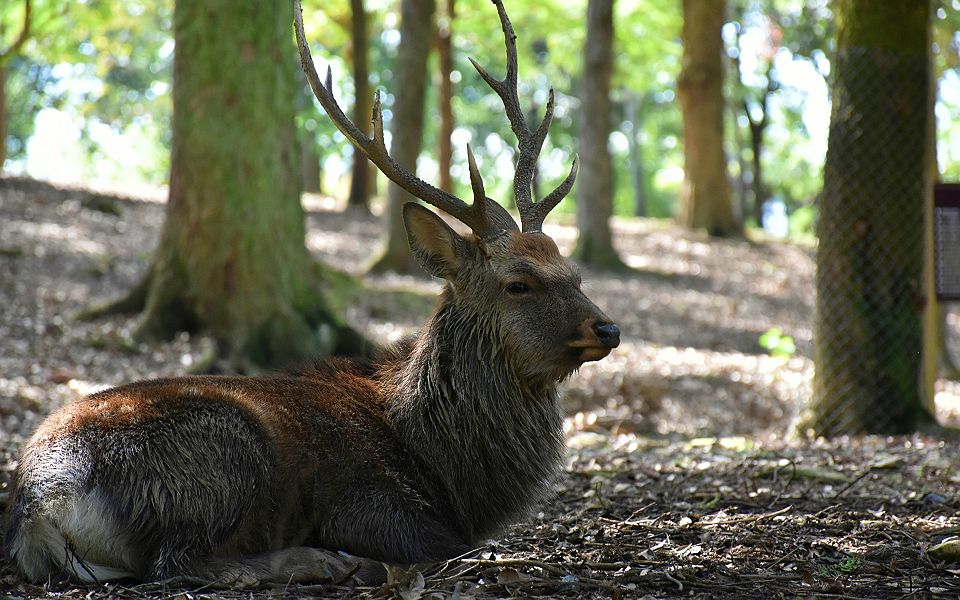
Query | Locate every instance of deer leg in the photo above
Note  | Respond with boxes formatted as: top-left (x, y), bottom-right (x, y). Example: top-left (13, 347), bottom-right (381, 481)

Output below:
top-left (194, 547), bottom-right (387, 588)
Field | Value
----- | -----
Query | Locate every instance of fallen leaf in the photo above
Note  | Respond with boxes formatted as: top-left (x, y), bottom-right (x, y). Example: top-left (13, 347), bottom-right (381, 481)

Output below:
top-left (497, 567), bottom-right (530, 584)
top-left (870, 454), bottom-right (905, 469)
top-left (929, 538), bottom-right (960, 563)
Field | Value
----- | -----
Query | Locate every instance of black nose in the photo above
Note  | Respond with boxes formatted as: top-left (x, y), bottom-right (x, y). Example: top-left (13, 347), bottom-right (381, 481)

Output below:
top-left (593, 322), bottom-right (620, 349)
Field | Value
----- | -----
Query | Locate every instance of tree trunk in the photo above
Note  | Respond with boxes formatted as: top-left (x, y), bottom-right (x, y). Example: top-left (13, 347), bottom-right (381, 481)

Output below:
top-left (120, 0), bottom-right (358, 370)
top-left (436, 0), bottom-right (454, 194)
top-left (805, 0), bottom-right (932, 435)
top-left (745, 60), bottom-right (775, 227)
top-left (369, 0), bottom-right (436, 275)
top-left (299, 133), bottom-right (322, 194)
top-left (676, 0), bottom-right (739, 237)
top-left (296, 66), bottom-right (322, 194)
top-left (748, 113), bottom-right (766, 226)
top-left (348, 0), bottom-right (372, 212)
top-left (625, 93), bottom-right (646, 218)
top-left (573, 0), bottom-right (623, 269)
top-left (729, 100), bottom-right (748, 223)
top-left (0, 63), bottom-right (7, 171)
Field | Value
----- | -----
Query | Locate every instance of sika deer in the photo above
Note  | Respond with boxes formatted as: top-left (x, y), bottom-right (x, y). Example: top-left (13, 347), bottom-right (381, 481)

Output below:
top-left (4, 0), bottom-right (619, 586)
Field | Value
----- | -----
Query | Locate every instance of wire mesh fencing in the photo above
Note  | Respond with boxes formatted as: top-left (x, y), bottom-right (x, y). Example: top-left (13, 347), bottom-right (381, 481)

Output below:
top-left (805, 45), bottom-right (929, 436)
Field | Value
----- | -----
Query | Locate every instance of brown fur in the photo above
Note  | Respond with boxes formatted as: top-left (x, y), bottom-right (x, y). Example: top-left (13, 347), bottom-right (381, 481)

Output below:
top-left (8, 0), bottom-right (618, 581)
top-left (4, 214), bottom-right (618, 586)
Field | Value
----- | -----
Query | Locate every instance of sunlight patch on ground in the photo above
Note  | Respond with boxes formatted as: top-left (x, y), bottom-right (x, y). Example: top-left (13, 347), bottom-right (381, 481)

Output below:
top-left (10, 219), bottom-right (107, 256)
top-left (935, 379), bottom-right (960, 428)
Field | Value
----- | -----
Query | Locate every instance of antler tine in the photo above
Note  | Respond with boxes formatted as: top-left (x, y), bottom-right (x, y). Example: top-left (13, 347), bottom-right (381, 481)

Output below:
top-left (466, 145), bottom-right (486, 208)
top-left (471, 0), bottom-right (576, 233)
top-left (294, 0), bottom-right (512, 237)
top-left (465, 144), bottom-right (526, 236)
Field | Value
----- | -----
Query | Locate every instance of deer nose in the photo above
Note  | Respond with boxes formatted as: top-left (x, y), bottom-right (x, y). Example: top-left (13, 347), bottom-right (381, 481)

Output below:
top-left (593, 322), bottom-right (620, 349)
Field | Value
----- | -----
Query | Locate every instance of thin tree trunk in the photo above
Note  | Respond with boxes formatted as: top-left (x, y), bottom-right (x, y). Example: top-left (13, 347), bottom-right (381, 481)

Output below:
top-left (805, 0), bottom-right (932, 435)
top-left (745, 60), bottom-right (775, 227)
top-left (676, 0), bottom-right (739, 237)
top-left (573, 0), bottom-right (623, 269)
top-left (295, 67), bottom-right (322, 194)
top-left (0, 63), bottom-right (7, 171)
top-left (436, 0), bottom-right (454, 194)
top-left (300, 133), bottom-right (322, 194)
top-left (369, 0), bottom-right (436, 275)
top-left (348, 0), bottom-right (372, 212)
top-left (625, 92), bottom-right (646, 217)
top-left (748, 112), bottom-right (766, 226)
top-left (727, 28), bottom-right (748, 223)
top-left (729, 100), bottom-right (748, 222)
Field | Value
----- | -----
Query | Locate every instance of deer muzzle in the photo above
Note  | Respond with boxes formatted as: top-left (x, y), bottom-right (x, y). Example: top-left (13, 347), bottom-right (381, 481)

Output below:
top-left (567, 319), bottom-right (621, 362)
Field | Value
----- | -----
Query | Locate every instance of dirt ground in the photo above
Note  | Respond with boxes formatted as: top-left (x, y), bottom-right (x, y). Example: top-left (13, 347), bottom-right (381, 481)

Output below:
top-left (2, 176), bottom-right (960, 598)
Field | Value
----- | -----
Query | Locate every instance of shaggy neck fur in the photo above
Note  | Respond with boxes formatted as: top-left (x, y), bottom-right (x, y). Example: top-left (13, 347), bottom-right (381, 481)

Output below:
top-left (386, 291), bottom-right (564, 542)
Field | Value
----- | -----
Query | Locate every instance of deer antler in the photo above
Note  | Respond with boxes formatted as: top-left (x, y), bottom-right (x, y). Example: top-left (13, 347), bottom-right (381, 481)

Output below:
top-left (294, 0), bottom-right (517, 239)
top-left (468, 0), bottom-right (578, 233)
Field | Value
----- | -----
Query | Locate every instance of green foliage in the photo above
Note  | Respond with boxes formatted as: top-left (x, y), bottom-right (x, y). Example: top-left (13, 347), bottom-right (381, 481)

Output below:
top-left (759, 326), bottom-right (796, 358)
top-left (8, 0), bottom-right (960, 225)
top-left (2, 0), bottom-right (173, 180)
top-left (726, 0), bottom-right (834, 234)
top-left (935, 2), bottom-right (960, 180)
top-left (4, 56), bottom-right (60, 161)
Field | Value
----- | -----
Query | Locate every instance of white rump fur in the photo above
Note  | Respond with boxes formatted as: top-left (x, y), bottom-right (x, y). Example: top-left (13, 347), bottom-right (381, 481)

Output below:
top-left (10, 490), bottom-right (136, 583)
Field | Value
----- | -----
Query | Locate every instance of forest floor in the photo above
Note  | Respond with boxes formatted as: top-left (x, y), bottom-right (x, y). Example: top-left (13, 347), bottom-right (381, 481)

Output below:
top-left (2, 176), bottom-right (960, 598)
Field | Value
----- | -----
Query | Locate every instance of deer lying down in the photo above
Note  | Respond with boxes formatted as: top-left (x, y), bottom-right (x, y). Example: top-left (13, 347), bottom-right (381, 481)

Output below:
top-left (4, 0), bottom-right (619, 587)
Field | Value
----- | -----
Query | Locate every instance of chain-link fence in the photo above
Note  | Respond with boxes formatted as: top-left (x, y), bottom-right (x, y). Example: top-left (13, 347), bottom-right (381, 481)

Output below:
top-left (804, 46), bottom-right (929, 436)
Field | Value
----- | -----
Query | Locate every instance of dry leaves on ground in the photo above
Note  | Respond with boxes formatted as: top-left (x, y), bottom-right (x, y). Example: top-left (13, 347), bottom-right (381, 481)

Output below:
top-left (2, 177), bottom-right (960, 598)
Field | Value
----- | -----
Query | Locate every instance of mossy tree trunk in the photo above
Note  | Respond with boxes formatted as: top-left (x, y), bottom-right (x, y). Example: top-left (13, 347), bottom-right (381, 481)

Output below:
top-left (369, 0), bottom-right (436, 275)
top-left (347, 0), bottom-right (372, 212)
top-left (805, 0), bottom-right (932, 435)
top-left (676, 0), bottom-right (739, 237)
top-left (113, 0), bottom-right (357, 370)
top-left (573, 0), bottom-right (624, 269)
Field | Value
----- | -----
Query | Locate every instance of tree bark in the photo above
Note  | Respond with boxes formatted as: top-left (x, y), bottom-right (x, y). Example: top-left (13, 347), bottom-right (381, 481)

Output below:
top-left (805, 0), bottom-right (932, 435)
top-left (120, 0), bottom-right (359, 370)
top-left (625, 93), bottom-right (646, 217)
top-left (573, 0), bottom-right (623, 269)
top-left (729, 100), bottom-right (748, 222)
top-left (676, 0), bottom-right (739, 237)
top-left (369, 0), bottom-right (436, 275)
top-left (436, 0), bottom-right (454, 194)
top-left (747, 106), bottom-right (767, 226)
top-left (295, 67), bottom-right (322, 194)
top-left (348, 0), bottom-right (372, 212)
top-left (0, 63), bottom-right (7, 171)
top-left (744, 60), bottom-right (775, 227)
top-left (299, 133), bottom-right (322, 194)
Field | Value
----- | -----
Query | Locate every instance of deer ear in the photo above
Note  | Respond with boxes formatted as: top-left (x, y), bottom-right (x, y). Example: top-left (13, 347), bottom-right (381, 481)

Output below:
top-left (403, 203), bottom-right (468, 279)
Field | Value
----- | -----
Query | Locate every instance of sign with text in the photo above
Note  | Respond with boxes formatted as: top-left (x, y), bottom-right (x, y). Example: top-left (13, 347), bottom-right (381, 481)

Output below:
top-left (936, 183), bottom-right (960, 301)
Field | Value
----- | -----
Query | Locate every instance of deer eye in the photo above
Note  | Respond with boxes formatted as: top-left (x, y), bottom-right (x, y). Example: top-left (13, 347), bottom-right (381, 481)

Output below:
top-left (506, 281), bottom-right (531, 296)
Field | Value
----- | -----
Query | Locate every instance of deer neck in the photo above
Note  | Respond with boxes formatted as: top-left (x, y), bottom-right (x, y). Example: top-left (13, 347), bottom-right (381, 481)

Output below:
top-left (387, 296), bottom-right (565, 541)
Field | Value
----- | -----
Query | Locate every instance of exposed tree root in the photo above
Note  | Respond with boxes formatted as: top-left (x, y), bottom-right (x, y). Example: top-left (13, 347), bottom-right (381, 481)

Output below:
top-left (72, 265), bottom-right (153, 321)
top-left (74, 257), bottom-right (376, 374)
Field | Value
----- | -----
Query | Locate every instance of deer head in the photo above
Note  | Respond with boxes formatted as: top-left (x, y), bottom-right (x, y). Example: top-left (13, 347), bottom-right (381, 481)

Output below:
top-left (294, 0), bottom-right (619, 381)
